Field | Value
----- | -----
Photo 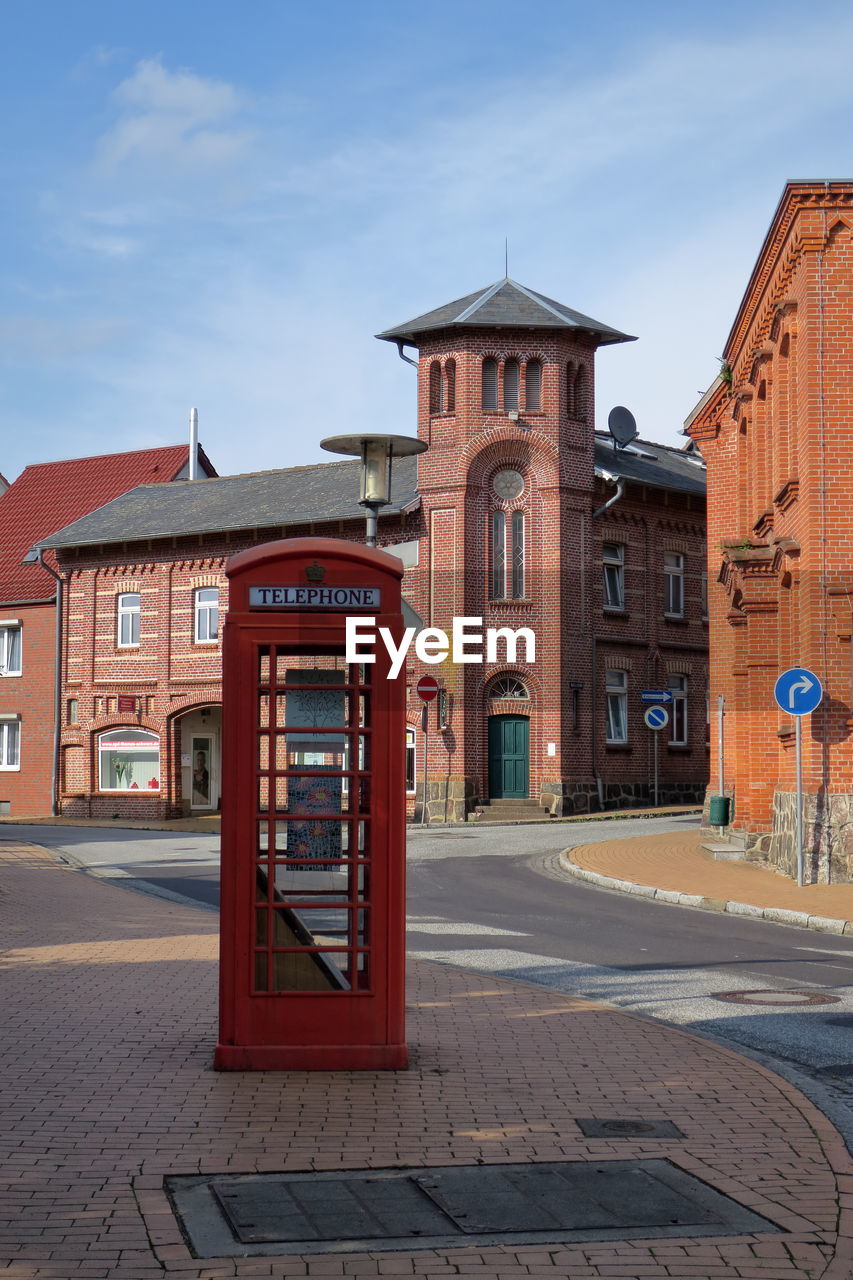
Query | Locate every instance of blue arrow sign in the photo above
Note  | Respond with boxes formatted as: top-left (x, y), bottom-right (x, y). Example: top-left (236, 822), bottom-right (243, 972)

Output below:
top-left (640, 690), bottom-right (673, 703)
top-left (773, 667), bottom-right (823, 716)
top-left (644, 705), bottom-right (669, 731)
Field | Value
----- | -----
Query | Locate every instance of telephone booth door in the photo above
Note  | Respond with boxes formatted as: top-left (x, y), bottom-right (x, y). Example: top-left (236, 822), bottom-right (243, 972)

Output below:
top-left (215, 537), bottom-right (408, 1070)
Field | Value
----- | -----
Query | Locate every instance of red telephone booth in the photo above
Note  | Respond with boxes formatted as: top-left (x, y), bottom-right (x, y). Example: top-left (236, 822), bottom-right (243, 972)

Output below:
top-left (214, 537), bottom-right (408, 1070)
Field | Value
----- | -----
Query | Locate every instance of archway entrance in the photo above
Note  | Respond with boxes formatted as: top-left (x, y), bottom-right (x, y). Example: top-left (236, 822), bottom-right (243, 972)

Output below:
top-left (488, 714), bottom-right (529, 798)
top-left (176, 706), bottom-right (222, 813)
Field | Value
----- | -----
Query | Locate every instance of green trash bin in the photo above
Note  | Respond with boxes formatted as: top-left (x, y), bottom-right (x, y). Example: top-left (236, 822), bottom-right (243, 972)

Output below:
top-left (709, 794), bottom-right (731, 827)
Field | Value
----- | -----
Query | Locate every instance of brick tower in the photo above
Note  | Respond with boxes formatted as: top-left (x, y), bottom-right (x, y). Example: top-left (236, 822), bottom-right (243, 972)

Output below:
top-left (377, 277), bottom-right (635, 820)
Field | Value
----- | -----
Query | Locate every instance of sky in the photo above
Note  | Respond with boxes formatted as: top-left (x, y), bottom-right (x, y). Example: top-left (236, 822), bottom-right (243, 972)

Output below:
top-left (1, 0), bottom-right (852, 483)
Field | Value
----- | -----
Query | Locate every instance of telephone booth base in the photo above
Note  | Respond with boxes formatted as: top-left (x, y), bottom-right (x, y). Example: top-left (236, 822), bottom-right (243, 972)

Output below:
top-left (214, 1042), bottom-right (408, 1071)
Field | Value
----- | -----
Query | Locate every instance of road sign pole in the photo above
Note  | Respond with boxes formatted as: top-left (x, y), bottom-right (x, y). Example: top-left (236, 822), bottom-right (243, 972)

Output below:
top-left (421, 708), bottom-right (428, 827)
top-left (653, 731), bottom-right (659, 807)
top-left (717, 694), bottom-right (725, 835)
top-left (795, 715), bottom-right (803, 887)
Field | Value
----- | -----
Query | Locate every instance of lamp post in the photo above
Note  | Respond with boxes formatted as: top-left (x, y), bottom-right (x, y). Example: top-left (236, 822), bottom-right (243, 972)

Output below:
top-left (320, 433), bottom-right (427, 547)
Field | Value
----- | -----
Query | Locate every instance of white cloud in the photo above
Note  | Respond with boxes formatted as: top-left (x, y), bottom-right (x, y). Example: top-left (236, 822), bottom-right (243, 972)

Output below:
top-left (95, 56), bottom-right (251, 173)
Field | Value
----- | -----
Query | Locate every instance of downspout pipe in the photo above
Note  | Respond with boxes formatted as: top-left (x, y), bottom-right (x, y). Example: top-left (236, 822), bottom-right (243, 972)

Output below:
top-left (37, 549), bottom-right (63, 817)
top-left (590, 471), bottom-right (626, 809)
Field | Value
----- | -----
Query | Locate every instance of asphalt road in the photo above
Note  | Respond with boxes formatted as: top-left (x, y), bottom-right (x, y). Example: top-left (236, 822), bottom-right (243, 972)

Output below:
top-left (4, 816), bottom-right (853, 1147)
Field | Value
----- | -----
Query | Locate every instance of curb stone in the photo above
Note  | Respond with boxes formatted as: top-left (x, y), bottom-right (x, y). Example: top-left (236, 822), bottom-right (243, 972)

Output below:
top-left (559, 850), bottom-right (853, 936)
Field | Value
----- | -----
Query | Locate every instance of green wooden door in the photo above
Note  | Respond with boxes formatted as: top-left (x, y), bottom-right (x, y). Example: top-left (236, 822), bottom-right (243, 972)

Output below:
top-left (488, 715), bottom-right (529, 798)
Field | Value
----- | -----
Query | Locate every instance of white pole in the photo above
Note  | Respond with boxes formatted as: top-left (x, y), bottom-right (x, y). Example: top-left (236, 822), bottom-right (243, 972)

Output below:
top-left (421, 708), bottom-right (428, 826)
top-left (653, 730), bottom-right (659, 807)
top-left (717, 694), bottom-right (725, 835)
top-left (189, 408), bottom-right (199, 481)
top-left (795, 715), bottom-right (804, 887)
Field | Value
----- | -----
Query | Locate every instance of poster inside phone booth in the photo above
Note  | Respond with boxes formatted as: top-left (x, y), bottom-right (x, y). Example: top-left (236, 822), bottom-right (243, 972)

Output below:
top-left (214, 537), bottom-right (408, 1070)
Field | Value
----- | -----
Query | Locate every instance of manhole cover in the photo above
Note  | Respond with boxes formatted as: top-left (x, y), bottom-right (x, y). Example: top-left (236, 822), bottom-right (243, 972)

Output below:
top-left (576, 1118), bottom-right (684, 1138)
top-left (712, 988), bottom-right (841, 1007)
top-left (165, 1160), bottom-right (779, 1258)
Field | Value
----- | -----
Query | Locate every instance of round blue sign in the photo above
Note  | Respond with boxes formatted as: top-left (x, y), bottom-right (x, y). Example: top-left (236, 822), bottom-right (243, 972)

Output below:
top-left (644, 705), bottom-right (669, 731)
top-left (773, 667), bottom-right (823, 716)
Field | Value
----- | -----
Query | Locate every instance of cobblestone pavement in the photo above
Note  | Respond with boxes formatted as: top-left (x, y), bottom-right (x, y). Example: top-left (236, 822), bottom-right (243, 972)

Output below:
top-left (1, 837), bottom-right (853, 1280)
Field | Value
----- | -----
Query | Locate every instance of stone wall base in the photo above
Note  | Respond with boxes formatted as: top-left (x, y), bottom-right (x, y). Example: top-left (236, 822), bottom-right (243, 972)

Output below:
top-left (414, 776), bottom-right (479, 824)
top-left (541, 779), bottom-right (705, 817)
top-left (710, 790), bottom-right (853, 884)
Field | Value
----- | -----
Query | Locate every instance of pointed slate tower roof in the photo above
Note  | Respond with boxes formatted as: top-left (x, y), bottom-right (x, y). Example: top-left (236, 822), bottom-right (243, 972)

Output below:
top-left (376, 277), bottom-right (636, 347)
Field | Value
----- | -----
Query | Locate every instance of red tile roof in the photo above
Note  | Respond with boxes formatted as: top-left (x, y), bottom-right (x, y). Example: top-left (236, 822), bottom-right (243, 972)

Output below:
top-left (0, 445), bottom-right (204, 604)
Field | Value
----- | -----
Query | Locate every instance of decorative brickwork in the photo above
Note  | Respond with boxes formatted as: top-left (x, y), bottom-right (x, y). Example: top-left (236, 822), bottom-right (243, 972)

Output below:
top-left (687, 181), bottom-right (853, 881)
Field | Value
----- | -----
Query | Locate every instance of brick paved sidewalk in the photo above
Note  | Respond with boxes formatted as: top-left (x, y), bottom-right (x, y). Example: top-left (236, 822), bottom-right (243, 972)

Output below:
top-left (565, 830), bottom-right (853, 931)
top-left (1, 838), bottom-right (852, 1280)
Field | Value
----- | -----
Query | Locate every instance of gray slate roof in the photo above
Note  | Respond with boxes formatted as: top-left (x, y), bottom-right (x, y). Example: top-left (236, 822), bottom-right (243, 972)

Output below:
top-left (36, 434), bottom-right (704, 554)
top-left (594, 435), bottom-right (706, 497)
top-left (37, 455), bottom-right (420, 551)
top-left (376, 277), bottom-right (635, 346)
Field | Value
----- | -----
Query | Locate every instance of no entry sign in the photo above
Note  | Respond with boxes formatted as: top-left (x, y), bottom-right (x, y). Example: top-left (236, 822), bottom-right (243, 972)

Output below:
top-left (416, 675), bottom-right (440, 702)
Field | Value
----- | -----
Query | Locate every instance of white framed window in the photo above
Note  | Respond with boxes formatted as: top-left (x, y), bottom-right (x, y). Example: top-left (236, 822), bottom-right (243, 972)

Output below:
top-left (669, 674), bottom-right (688, 745)
top-left (194, 587), bottom-right (219, 643)
top-left (98, 728), bottom-right (160, 792)
top-left (664, 552), bottom-right (684, 617)
top-left (116, 593), bottom-right (140, 647)
top-left (603, 544), bottom-right (625, 610)
top-left (0, 622), bottom-right (22, 676)
top-left (605, 669), bottom-right (628, 744)
top-left (0, 716), bottom-right (20, 770)
top-left (405, 727), bottom-right (416, 794)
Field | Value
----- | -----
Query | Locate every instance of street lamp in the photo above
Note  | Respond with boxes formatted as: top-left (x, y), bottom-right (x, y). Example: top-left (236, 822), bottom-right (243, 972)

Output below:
top-left (320, 433), bottom-right (427, 547)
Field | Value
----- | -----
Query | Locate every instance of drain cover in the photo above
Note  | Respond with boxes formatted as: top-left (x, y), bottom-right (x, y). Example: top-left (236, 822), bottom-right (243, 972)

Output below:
top-left (712, 988), bottom-right (841, 1007)
top-left (166, 1160), bottom-right (779, 1257)
top-left (576, 1118), bottom-right (684, 1138)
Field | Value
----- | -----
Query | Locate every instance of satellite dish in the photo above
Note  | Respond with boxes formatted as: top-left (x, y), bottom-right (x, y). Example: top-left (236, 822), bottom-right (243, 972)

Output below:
top-left (607, 405), bottom-right (638, 451)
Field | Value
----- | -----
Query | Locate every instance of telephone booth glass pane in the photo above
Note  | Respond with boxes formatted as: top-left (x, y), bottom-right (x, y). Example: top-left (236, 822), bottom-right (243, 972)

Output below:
top-left (253, 649), bottom-right (373, 994)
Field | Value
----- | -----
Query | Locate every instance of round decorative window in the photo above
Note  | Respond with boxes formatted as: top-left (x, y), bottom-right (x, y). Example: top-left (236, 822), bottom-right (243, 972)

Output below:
top-left (489, 676), bottom-right (528, 700)
top-left (492, 469), bottom-right (524, 500)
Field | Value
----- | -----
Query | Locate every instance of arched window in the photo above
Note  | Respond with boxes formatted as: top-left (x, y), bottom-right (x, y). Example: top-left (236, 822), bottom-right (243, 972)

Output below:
top-left (504, 359), bottom-right (519, 411)
top-left (511, 510), bottom-right (525, 598)
top-left (444, 359), bottom-right (456, 413)
top-left (488, 676), bottom-right (528, 700)
top-left (525, 359), bottom-right (541, 411)
top-left (566, 362), bottom-right (576, 417)
top-left (429, 361), bottom-right (443, 414)
top-left (491, 510), bottom-right (506, 598)
top-left (482, 358), bottom-right (498, 410)
top-left (98, 728), bottom-right (160, 792)
top-left (574, 364), bottom-right (586, 421)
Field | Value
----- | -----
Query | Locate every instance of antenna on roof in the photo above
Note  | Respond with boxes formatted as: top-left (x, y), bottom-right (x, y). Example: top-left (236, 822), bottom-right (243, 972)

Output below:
top-left (607, 405), bottom-right (639, 452)
top-left (504, 238), bottom-right (508, 278)
top-left (188, 408), bottom-right (199, 481)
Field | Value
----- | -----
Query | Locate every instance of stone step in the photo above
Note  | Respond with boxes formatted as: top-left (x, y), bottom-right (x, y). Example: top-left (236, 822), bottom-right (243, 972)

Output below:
top-left (475, 803), bottom-right (551, 823)
top-left (484, 798), bottom-right (543, 808)
top-left (702, 841), bottom-right (746, 861)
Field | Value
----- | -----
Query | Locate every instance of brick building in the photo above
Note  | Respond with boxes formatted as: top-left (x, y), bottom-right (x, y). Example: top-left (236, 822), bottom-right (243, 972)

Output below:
top-left (38, 278), bottom-right (708, 822)
top-left (0, 444), bottom-right (215, 817)
top-left (686, 180), bottom-right (853, 881)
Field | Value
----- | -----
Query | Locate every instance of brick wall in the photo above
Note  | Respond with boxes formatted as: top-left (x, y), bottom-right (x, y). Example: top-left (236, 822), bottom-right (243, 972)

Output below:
top-left (0, 602), bottom-right (56, 816)
top-left (687, 181), bottom-right (853, 881)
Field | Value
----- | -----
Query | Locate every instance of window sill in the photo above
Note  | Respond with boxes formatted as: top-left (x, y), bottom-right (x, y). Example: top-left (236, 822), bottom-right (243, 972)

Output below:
top-left (116, 645), bottom-right (140, 651)
top-left (602, 608), bottom-right (628, 618)
top-left (0, 766), bottom-right (21, 772)
top-left (489, 597), bottom-right (532, 605)
top-left (604, 743), bottom-right (632, 752)
top-left (666, 744), bottom-right (692, 753)
top-left (0, 673), bottom-right (22, 679)
top-left (663, 614), bottom-right (688, 625)
top-left (194, 640), bottom-right (220, 647)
